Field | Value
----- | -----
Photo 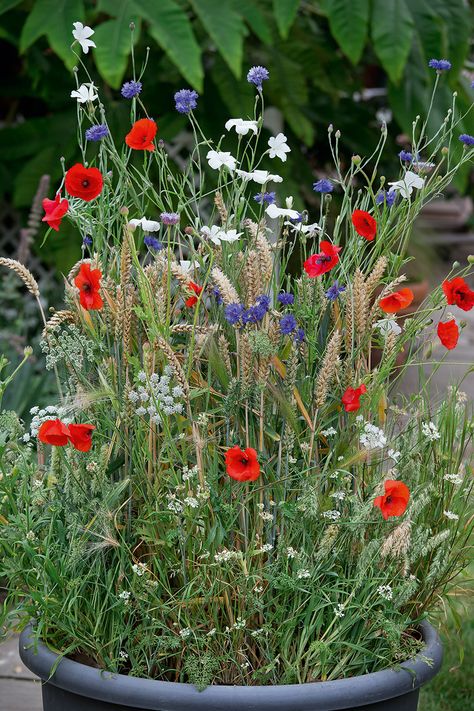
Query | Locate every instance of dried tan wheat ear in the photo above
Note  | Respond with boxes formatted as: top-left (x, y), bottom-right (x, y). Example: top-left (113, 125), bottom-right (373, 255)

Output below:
top-left (0, 258), bottom-right (40, 297)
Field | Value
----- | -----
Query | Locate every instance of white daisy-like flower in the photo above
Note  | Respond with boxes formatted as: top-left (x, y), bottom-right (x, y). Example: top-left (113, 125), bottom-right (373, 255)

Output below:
top-left (265, 203), bottom-right (300, 220)
top-left (284, 220), bottom-right (320, 234)
top-left (235, 169), bottom-right (283, 184)
top-left (388, 170), bottom-right (424, 198)
top-left (72, 22), bottom-right (96, 54)
top-left (129, 217), bottom-right (161, 232)
top-left (225, 118), bottom-right (258, 135)
top-left (119, 650), bottom-right (129, 660)
top-left (206, 150), bottom-right (237, 173)
top-left (268, 133), bottom-right (291, 161)
top-left (71, 83), bottom-right (98, 103)
top-left (374, 318), bottom-right (402, 336)
top-left (201, 226), bottom-right (242, 245)
top-left (443, 510), bottom-right (459, 521)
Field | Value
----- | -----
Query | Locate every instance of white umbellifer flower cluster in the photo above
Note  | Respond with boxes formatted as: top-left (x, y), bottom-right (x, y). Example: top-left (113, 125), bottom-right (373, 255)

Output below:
top-left (322, 510), bottom-right (341, 521)
top-left (377, 584), bottom-right (393, 600)
top-left (167, 493), bottom-right (183, 514)
top-left (27, 404), bottom-right (71, 440)
top-left (132, 563), bottom-right (147, 576)
top-left (207, 628), bottom-right (217, 637)
top-left (256, 543), bottom-right (273, 553)
top-left (286, 546), bottom-right (298, 558)
top-left (422, 421), bottom-right (440, 441)
top-left (388, 449), bottom-right (401, 462)
top-left (119, 590), bottom-right (131, 603)
top-left (250, 627), bottom-right (267, 638)
top-left (26, 530), bottom-right (36, 542)
top-left (444, 472), bottom-right (463, 485)
top-left (443, 510), bottom-right (459, 521)
top-left (119, 651), bottom-right (129, 660)
top-left (334, 603), bottom-right (345, 618)
top-left (321, 427), bottom-right (337, 437)
top-left (214, 548), bottom-right (240, 563)
top-left (226, 617), bottom-right (246, 631)
top-left (179, 628), bottom-right (192, 639)
top-left (359, 423), bottom-right (387, 450)
top-left (128, 366), bottom-right (184, 424)
top-left (296, 569), bottom-right (311, 579)
top-left (331, 491), bottom-right (346, 501)
top-left (182, 465), bottom-right (198, 481)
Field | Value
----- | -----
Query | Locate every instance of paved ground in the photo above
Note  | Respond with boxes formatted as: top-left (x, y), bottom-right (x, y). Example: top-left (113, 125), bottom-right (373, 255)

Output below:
top-left (1, 248), bottom-right (473, 710)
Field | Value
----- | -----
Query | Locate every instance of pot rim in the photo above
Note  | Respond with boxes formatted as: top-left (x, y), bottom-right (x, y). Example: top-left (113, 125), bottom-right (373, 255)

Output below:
top-left (19, 621), bottom-right (442, 711)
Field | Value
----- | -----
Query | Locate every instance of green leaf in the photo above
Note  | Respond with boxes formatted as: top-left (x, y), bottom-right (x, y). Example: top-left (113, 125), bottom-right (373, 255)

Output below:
top-left (434, 0), bottom-right (471, 75)
top-left (192, 0), bottom-right (245, 78)
top-left (20, 0), bottom-right (84, 70)
top-left (0, 0), bottom-right (23, 15)
top-left (267, 51), bottom-right (314, 145)
top-left (231, 0), bottom-right (272, 44)
top-left (326, 0), bottom-right (369, 64)
top-left (132, 0), bottom-right (203, 91)
top-left (371, 0), bottom-right (414, 84)
top-left (273, 0), bottom-right (300, 39)
top-left (94, 5), bottom-right (140, 89)
top-left (407, 0), bottom-right (447, 65)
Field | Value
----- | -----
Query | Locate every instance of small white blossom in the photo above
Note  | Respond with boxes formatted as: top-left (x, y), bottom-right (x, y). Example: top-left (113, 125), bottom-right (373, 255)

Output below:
top-left (179, 628), bottom-right (192, 639)
top-left (132, 563), bottom-right (147, 576)
top-left (259, 510), bottom-right (273, 521)
top-left (26, 531), bottom-right (36, 542)
top-left (119, 590), bottom-right (131, 602)
top-left (265, 203), bottom-right (300, 220)
top-left (322, 510), bottom-right (341, 521)
top-left (268, 133), bottom-right (291, 162)
top-left (235, 169), bottom-right (283, 184)
top-left (286, 546), bottom-right (298, 558)
top-left (214, 548), bottom-right (240, 563)
top-left (22, 433), bottom-right (31, 443)
top-left (422, 422), bottom-right (440, 442)
top-left (377, 584), bottom-right (393, 600)
top-left (71, 83), bottom-right (98, 103)
top-left (388, 170), bottom-right (424, 198)
top-left (296, 569), bottom-right (311, 579)
top-left (443, 510), bottom-right (459, 521)
top-left (206, 150), bottom-right (237, 173)
top-left (360, 423), bottom-right (387, 450)
top-left (184, 496), bottom-right (199, 509)
top-left (119, 651), bottom-right (129, 660)
top-left (256, 543), bottom-right (273, 553)
top-left (129, 217), bottom-right (161, 232)
top-left (388, 449), bottom-right (401, 462)
top-left (321, 427), bottom-right (337, 437)
top-left (207, 628), bottom-right (217, 637)
top-left (331, 491), bottom-right (346, 501)
top-left (201, 225), bottom-right (242, 245)
top-left (30, 406), bottom-right (39, 415)
top-left (225, 118), bottom-right (258, 135)
top-left (334, 603), bottom-right (345, 618)
top-left (284, 220), bottom-right (320, 235)
top-left (443, 473), bottom-right (463, 485)
top-left (72, 22), bottom-right (96, 54)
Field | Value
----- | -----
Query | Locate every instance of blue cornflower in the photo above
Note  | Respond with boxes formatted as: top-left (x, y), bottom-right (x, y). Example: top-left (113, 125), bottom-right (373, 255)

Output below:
top-left (254, 191), bottom-right (276, 205)
top-left (121, 80), bottom-right (142, 99)
top-left (294, 327), bottom-right (305, 343)
top-left (290, 213), bottom-right (303, 223)
top-left (375, 189), bottom-right (396, 208)
top-left (398, 150), bottom-right (412, 162)
top-left (144, 235), bottom-right (163, 251)
top-left (247, 66), bottom-right (269, 90)
top-left (255, 294), bottom-right (271, 310)
top-left (280, 314), bottom-right (297, 335)
top-left (174, 89), bottom-right (198, 114)
top-left (82, 234), bottom-right (92, 247)
top-left (278, 292), bottom-right (294, 306)
top-left (161, 212), bottom-right (180, 225)
top-left (459, 134), bottom-right (474, 146)
top-left (325, 281), bottom-right (346, 301)
top-left (428, 59), bottom-right (451, 72)
top-left (225, 303), bottom-right (245, 325)
top-left (212, 287), bottom-right (223, 305)
top-left (313, 179), bottom-right (333, 193)
top-left (85, 124), bottom-right (109, 142)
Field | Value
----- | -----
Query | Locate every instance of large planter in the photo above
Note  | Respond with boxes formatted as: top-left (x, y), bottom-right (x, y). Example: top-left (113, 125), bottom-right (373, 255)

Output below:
top-left (20, 621), bottom-right (442, 711)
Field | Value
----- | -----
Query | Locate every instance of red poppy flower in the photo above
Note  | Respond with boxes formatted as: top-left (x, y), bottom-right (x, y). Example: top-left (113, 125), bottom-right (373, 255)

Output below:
top-left (65, 163), bottom-right (103, 202)
top-left (442, 277), bottom-right (474, 312)
top-left (185, 281), bottom-right (203, 307)
top-left (374, 480), bottom-right (410, 521)
top-left (379, 287), bottom-right (414, 314)
top-left (351, 210), bottom-right (377, 241)
top-left (437, 319), bottom-right (459, 350)
top-left (341, 384), bottom-right (367, 412)
top-left (68, 423), bottom-right (95, 452)
top-left (225, 445), bottom-right (261, 482)
top-left (38, 419), bottom-right (70, 447)
top-left (42, 194), bottom-right (69, 231)
top-left (125, 118), bottom-right (157, 151)
top-left (304, 241), bottom-right (342, 278)
top-left (74, 263), bottom-right (103, 310)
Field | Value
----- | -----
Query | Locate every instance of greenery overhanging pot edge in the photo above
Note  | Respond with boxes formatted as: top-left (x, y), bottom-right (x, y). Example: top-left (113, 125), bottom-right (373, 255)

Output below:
top-left (19, 621), bottom-right (443, 711)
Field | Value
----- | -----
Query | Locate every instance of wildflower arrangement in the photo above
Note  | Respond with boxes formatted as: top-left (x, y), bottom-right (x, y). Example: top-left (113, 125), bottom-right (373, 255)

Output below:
top-left (1, 28), bottom-right (474, 689)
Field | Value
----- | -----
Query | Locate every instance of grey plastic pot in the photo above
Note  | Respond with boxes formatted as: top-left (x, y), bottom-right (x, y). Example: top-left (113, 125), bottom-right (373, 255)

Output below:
top-left (20, 621), bottom-right (442, 711)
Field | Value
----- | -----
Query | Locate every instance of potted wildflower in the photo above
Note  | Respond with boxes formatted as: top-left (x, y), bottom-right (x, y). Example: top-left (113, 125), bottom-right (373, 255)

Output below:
top-left (1, 28), bottom-right (473, 711)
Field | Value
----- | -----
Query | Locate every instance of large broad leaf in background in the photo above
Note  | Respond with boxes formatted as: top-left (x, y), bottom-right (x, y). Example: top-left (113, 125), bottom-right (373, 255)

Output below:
top-left (191, 0), bottom-right (245, 78)
top-left (266, 50), bottom-right (314, 145)
top-left (19, 0), bottom-right (84, 69)
top-left (325, 0), bottom-right (369, 64)
top-left (94, 1), bottom-right (140, 89)
top-left (232, 0), bottom-right (272, 45)
top-left (371, 0), bottom-right (414, 84)
top-left (273, 0), bottom-right (300, 39)
top-left (132, 0), bottom-right (203, 91)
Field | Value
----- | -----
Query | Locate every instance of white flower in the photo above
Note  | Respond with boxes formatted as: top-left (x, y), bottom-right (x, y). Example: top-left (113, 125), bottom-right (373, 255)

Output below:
top-left (119, 590), bottom-right (131, 601)
top-left (359, 423), bottom-right (387, 450)
top-left (268, 133), bottom-right (291, 161)
top-left (179, 627), bottom-right (192, 639)
top-left (322, 510), bottom-right (341, 521)
top-left (235, 169), bottom-right (283, 184)
top-left (286, 546), bottom-right (298, 558)
top-left (296, 569), bottom-right (311, 579)
top-left (374, 319), bottom-right (402, 336)
top-left (284, 220), bottom-right (320, 234)
top-left (119, 651), bottom-right (129, 660)
top-left (72, 22), bottom-right (96, 54)
top-left (207, 628), bottom-right (217, 637)
top-left (225, 118), bottom-right (258, 135)
top-left (321, 427), bottom-right (337, 437)
top-left (443, 473), bottom-right (463, 485)
top-left (129, 217), bottom-right (161, 232)
top-left (422, 421), bottom-right (440, 442)
top-left (256, 543), bottom-right (273, 553)
top-left (206, 150), bottom-right (237, 172)
top-left (388, 449), bottom-right (401, 462)
top-left (443, 510), bottom-right (459, 521)
top-left (334, 603), bottom-right (345, 618)
top-left (132, 563), bottom-right (147, 576)
top-left (388, 170), bottom-right (424, 198)
top-left (331, 491), bottom-right (346, 501)
top-left (71, 83), bottom-right (98, 103)
top-left (377, 584), bottom-right (393, 601)
top-left (265, 203), bottom-right (300, 220)
top-left (201, 225), bottom-right (241, 245)
top-left (184, 496), bottom-right (199, 509)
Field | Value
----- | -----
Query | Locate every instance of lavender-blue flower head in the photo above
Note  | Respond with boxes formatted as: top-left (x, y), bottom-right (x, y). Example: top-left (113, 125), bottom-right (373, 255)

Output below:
top-left (161, 212), bottom-right (180, 225)
top-left (247, 66), bottom-right (269, 90)
top-left (225, 303), bottom-right (245, 326)
top-left (459, 134), bottom-right (474, 146)
top-left (398, 150), bottom-right (412, 162)
top-left (144, 235), bottom-right (163, 251)
top-left (212, 287), bottom-right (223, 305)
top-left (294, 327), bottom-right (305, 343)
top-left (121, 80), bottom-right (142, 99)
top-left (277, 292), bottom-right (294, 306)
top-left (174, 89), bottom-right (198, 114)
top-left (375, 190), bottom-right (396, 208)
top-left (428, 59), bottom-right (451, 72)
top-left (254, 191), bottom-right (276, 205)
top-left (82, 234), bottom-right (92, 247)
top-left (85, 124), bottom-right (109, 142)
top-left (325, 281), bottom-right (346, 301)
top-left (280, 313), bottom-right (297, 335)
top-left (313, 179), bottom-right (333, 194)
